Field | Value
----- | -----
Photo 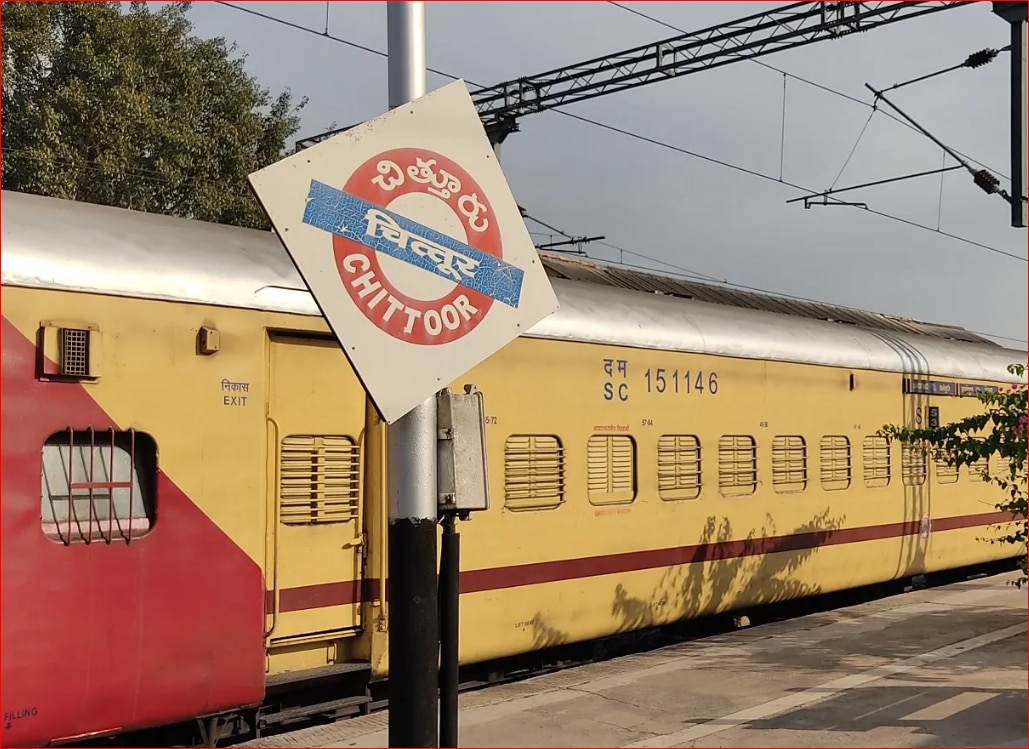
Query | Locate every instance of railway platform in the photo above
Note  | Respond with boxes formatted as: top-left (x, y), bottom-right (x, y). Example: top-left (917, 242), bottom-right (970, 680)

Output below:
top-left (239, 570), bottom-right (1028, 748)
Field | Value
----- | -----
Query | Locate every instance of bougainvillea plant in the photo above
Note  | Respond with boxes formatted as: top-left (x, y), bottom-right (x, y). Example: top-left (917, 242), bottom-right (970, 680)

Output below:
top-left (880, 363), bottom-right (1028, 587)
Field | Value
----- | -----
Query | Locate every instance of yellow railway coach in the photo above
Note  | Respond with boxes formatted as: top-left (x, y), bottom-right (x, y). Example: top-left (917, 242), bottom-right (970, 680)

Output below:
top-left (1, 189), bottom-right (1024, 746)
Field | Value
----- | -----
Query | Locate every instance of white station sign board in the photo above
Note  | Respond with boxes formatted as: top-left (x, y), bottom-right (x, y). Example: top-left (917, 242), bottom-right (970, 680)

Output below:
top-left (248, 80), bottom-right (560, 424)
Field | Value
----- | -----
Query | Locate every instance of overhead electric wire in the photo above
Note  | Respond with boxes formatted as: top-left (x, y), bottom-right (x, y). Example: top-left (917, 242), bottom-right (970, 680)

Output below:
top-left (606, 0), bottom-right (1010, 181)
top-left (552, 109), bottom-right (1027, 262)
top-left (212, 0), bottom-right (1027, 267)
top-left (524, 209), bottom-right (1027, 349)
top-left (214, 1), bottom-right (460, 81)
top-left (521, 211), bottom-right (725, 282)
top-left (524, 206), bottom-right (1026, 346)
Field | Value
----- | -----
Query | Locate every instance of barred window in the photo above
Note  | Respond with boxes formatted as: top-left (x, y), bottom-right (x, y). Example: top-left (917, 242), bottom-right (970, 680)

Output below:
top-left (41, 428), bottom-right (157, 545)
top-left (901, 442), bottom-right (927, 486)
top-left (771, 435), bottom-right (807, 494)
top-left (862, 435), bottom-right (891, 489)
top-left (935, 453), bottom-right (959, 484)
top-left (504, 435), bottom-right (565, 511)
top-left (587, 435), bottom-right (636, 505)
top-left (279, 435), bottom-right (360, 525)
top-left (718, 435), bottom-right (757, 497)
top-left (968, 439), bottom-right (990, 482)
top-left (820, 436), bottom-right (852, 491)
top-left (657, 435), bottom-right (702, 501)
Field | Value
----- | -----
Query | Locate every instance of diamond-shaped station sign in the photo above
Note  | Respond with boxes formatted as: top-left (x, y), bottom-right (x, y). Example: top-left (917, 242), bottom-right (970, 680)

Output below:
top-left (248, 80), bottom-right (560, 424)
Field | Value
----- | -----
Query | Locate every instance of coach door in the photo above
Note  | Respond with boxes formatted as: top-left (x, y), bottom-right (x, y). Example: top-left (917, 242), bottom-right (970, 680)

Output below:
top-left (900, 378), bottom-right (933, 574)
top-left (266, 333), bottom-right (367, 645)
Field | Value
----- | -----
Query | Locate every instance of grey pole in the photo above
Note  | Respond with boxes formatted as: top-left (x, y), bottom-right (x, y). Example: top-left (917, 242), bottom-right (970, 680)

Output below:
top-left (385, 3), bottom-right (439, 747)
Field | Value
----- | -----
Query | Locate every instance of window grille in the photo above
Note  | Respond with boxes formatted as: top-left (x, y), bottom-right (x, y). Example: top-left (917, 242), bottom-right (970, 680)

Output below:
top-left (820, 435), bottom-right (852, 491)
top-left (657, 435), bottom-right (702, 500)
top-left (718, 435), bottom-right (757, 497)
top-left (587, 435), bottom-right (636, 505)
top-left (279, 435), bottom-right (360, 525)
top-left (504, 435), bottom-right (565, 510)
top-left (862, 435), bottom-right (891, 488)
top-left (41, 428), bottom-right (156, 545)
top-left (771, 435), bottom-right (807, 493)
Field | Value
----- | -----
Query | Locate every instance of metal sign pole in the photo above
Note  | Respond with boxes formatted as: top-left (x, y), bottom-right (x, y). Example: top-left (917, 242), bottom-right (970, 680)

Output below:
top-left (385, 4), bottom-right (439, 748)
top-left (438, 513), bottom-right (460, 747)
top-left (249, 20), bottom-right (559, 749)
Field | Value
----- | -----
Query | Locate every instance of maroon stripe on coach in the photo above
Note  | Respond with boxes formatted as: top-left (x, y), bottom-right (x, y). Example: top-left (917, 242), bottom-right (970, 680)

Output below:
top-left (264, 510), bottom-right (1017, 614)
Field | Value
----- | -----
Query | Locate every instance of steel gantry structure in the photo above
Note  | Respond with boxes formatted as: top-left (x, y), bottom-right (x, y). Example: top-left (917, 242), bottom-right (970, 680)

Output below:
top-left (294, 0), bottom-right (965, 151)
top-left (470, 0), bottom-right (965, 145)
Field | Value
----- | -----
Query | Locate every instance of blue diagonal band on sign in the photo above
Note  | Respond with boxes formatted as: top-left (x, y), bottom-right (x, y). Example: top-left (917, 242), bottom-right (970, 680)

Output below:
top-left (302, 179), bottom-right (524, 308)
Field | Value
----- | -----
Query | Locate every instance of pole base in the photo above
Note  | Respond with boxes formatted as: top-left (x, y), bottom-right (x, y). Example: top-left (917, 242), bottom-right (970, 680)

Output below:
top-left (388, 517), bottom-right (439, 748)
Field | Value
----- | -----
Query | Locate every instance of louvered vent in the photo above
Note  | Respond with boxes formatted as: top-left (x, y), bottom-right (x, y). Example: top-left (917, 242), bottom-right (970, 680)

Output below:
top-left (771, 435), bottom-right (807, 493)
top-left (862, 435), bottom-right (891, 488)
top-left (504, 435), bottom-right (565, 510)
top-left (718, 435), bottom-right (757, 496)
top-left (279, 435), bottom-right (360, 525)
top-left (901, 442), bottom-right (927, 487)
top-left (587, 435), bottom-right (636, 505)
top-left (820, 436), bottom-right (852, 490)
top-left (657, 435), bottom-right (701, 500)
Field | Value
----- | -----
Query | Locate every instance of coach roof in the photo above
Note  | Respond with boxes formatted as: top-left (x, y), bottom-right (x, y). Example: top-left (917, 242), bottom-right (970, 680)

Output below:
top-left (2, 189), bottom-right (1024, 383)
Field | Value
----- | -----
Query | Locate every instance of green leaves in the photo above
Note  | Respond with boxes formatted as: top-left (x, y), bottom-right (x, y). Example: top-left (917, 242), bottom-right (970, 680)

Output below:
top-left (880, 366), bottom-right (1028, 586)
top-left (1, 1), bottom-right (306, 229)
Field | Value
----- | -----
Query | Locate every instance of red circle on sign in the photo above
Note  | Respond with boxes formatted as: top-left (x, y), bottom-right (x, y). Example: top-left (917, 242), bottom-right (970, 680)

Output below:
top-left (332, 147), bottom-right (502, 346)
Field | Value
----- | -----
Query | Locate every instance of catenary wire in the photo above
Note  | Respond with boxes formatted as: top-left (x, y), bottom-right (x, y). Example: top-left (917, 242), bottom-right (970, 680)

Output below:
top-left (523, 210), bottom-right (1026, 346)
top-left (606, 0), bottom-right (1010, 181)
top-left (212, 1), bottom-right (1025, 264)
top-left (207, 1), bottom-right (1029, 339)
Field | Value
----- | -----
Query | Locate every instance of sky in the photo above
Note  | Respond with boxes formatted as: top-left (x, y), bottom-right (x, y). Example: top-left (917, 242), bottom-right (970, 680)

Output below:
top-left (180, 0), bottom-right (1027, 348)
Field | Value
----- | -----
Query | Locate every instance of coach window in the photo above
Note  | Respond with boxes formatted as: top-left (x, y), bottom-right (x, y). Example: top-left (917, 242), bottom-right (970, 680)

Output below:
top-left (504, 435), bottom-right (565, 511)
top-left (587, 435), bottom-right (636, 505)
top-left (862, 435), bottom-right (891, 488)
top-left (718, 435), bottom-right (757, 497)
top-left (968, 438), bottom-right (990, 482)
top-left (901, 442), bottom-right (927, 486)
top-left (41, 429), bottom-right (157, 545)
top-left (935, 452), bottom-right (959, 484)
top-left (771, 435), bottom-right (807, 494)
top-left (819, 435), bottom-right (851, 491)
top-left (657, 435), bottom-right (702, 501)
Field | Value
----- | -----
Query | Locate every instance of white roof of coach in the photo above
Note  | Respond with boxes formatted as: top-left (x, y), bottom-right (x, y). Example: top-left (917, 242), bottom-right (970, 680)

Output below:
top-left (2, 190), bottom-right (1024, 383)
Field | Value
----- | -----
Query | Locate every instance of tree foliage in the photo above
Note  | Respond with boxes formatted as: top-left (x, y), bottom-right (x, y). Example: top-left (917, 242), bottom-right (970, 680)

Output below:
top-left (2, 1), bottom-right (306, 229)
top-left (880, 364), bottom-right (1028, 586)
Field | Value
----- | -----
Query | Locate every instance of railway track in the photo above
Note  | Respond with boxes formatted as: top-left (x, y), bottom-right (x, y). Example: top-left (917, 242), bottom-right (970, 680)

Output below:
top-left (64, 558), bottom-right (1019, 748)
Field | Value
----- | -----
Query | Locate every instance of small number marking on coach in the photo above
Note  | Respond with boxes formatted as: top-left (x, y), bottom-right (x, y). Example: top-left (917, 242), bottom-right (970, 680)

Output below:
top-left (514, 616), bottom-right (538, 631)
top-left (644, 368), bottom-right (719, 396)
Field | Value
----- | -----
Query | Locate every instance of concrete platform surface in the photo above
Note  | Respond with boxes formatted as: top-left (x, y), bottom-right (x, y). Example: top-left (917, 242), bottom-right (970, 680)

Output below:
top-left (241, 571), bottom-right (1028, 748)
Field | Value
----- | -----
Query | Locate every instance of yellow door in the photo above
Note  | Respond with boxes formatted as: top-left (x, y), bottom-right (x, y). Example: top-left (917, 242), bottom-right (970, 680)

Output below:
top-left (266, 333), bottom-right (367, 647)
